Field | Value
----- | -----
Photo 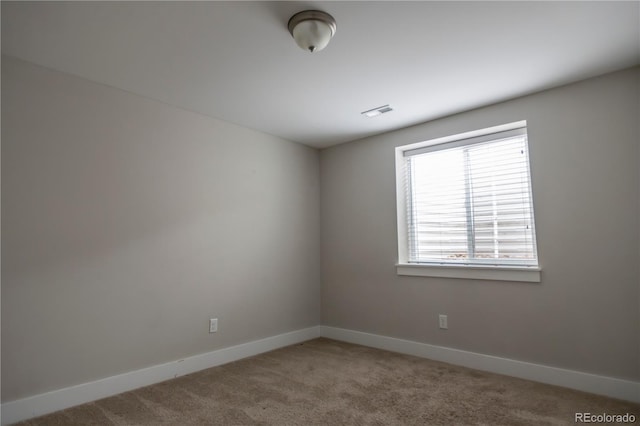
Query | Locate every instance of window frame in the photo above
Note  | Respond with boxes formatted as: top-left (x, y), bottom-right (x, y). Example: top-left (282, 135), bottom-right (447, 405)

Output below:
top-left (395, 121), bottom-right (541, 283)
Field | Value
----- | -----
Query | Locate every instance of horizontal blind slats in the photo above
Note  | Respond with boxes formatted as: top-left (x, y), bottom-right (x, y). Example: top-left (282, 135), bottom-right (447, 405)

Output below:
top-left (405, 128), bottom-right (538, 266)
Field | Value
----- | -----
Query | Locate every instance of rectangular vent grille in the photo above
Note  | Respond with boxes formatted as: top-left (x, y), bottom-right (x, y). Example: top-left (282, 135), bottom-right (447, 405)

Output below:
top-left (361, 104), bottom-right (394, 117)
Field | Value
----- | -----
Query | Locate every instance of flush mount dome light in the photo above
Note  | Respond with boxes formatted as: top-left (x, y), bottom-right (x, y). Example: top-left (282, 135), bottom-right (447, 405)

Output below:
top-left (288, 10), bottom-right (336, 53)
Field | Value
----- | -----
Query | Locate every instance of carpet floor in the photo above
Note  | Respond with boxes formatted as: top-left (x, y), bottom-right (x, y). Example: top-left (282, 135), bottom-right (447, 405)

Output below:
top-left (17, 338), bottom-right (639, 425)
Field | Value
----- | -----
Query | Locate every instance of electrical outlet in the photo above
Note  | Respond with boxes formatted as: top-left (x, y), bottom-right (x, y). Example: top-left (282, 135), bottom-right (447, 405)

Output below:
top-left (209, 318), bottom-right (218, 333)
top-left (439, 314), bottom-right (448, 329)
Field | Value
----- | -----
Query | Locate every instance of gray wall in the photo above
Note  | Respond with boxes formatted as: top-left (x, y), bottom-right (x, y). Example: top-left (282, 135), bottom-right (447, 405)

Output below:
top-left (321, 67), bottom-right (640, 381)
top-left (1, 56), bottom-right (321, 402)
top-left (2, 54), bottom-right (638, 404)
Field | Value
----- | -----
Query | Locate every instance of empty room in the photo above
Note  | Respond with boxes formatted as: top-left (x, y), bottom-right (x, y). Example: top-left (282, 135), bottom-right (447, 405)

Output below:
top-left (1, 1), bottom-right (639, 425)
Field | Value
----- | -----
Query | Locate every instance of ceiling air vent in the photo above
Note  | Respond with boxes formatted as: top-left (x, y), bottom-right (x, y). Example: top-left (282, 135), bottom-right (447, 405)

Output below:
top-left (361, 104), bottom-right (393, 118)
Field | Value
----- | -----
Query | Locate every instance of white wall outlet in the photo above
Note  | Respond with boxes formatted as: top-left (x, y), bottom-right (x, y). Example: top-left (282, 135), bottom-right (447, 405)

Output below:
top-left (209, 318), bottom-right (218, 333)
top-left (439, 314), bottom-right (448, 329)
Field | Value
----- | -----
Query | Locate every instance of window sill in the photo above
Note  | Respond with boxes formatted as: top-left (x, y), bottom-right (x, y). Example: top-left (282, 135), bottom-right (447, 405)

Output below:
top-left (396, 263), bottom-right (541, 283)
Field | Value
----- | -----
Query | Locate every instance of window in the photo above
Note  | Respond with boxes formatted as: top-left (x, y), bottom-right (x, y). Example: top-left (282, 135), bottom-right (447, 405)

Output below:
top-left (395, 121), bottom-right (540, 282)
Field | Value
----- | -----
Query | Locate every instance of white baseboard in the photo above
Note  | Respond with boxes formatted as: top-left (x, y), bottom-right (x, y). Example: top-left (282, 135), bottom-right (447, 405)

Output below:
top-left (320, 326), bottom-right (640, 404)
top-left (3, 325), bottom-right (638, 425)
top-left (1, 326), bottom-right (321, 426)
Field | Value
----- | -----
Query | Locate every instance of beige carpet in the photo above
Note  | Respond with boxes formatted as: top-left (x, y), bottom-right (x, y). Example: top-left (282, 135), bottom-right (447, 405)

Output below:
top-left (17, 338), bottom-right (639, 425)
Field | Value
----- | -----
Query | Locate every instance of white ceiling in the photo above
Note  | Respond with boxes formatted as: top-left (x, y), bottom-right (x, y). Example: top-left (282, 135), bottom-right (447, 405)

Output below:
top-left (2, 1), bottom-right (639, 149)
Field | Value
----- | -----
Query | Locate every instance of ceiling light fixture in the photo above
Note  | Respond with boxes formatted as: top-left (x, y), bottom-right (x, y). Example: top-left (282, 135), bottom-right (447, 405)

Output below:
top-left (361, 105), bottom-right (394, 118)
top-left (288, 10), bottom-right (336, 53)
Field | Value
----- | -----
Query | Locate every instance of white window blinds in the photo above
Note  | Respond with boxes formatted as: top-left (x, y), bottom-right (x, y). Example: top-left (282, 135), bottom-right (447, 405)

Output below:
top-left (403, 126), bottom-right (538, 267)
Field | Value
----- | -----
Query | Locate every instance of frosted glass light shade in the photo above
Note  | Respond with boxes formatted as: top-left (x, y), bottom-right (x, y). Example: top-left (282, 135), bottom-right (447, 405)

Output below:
top-left (288, 11), bottom-right (336, 53)
top-left (292, 20), bottom-right (333, 52)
